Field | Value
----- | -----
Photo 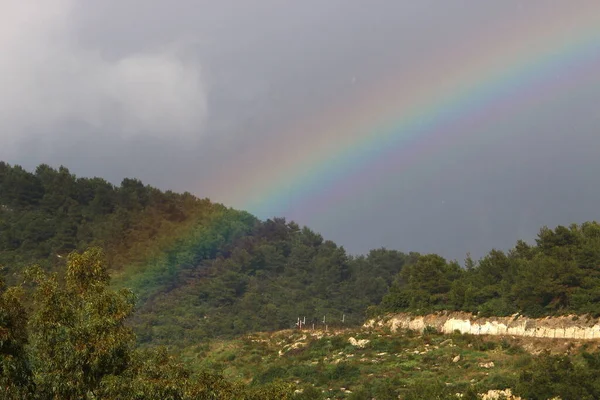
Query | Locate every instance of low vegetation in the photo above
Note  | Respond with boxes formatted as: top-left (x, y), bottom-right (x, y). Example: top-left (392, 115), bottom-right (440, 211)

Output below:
top-left (180, 325), bottom-right (600, 399)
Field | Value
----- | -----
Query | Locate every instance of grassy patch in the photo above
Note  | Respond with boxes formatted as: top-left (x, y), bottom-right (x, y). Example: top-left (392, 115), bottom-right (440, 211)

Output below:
top-left (173, 327), bottom-right (600, 399)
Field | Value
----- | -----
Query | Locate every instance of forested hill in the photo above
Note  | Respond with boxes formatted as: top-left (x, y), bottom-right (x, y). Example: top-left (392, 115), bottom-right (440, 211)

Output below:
top-left (3, 162), bottom-right (600, 346)
top-left (0, 162), bottom-right (413, 345)
top-left (0, 162), bottom-right (252, 272)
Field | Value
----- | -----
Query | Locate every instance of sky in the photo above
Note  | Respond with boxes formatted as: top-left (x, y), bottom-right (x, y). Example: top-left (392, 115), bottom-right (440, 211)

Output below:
top-left (2, 1), bottom-right (600, 261)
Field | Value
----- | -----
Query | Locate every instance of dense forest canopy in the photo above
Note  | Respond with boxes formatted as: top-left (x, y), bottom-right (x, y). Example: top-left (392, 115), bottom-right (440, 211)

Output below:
top-left (375, 221), bottom-right (600, 318)
top-left (3, 162), bottom-right (600, 343)
top-left (0, 162), bottom-right (412, 344)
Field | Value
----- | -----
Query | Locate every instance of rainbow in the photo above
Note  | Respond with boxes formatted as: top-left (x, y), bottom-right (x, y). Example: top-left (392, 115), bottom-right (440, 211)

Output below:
top-left (112, 204), bottom-right (256, 300)
top-left (209, 3), bottom-right (600, 219)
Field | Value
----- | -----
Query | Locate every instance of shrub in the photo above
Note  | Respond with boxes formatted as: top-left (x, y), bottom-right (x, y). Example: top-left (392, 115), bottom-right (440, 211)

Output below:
top-left (288, 364), bottom-right (320, 382)
top-left (294, 385), bottom-right (323, 400)
top-left (253, 366), bottom-right (289, 385)
top-left (327, 363), bottom-right (360, 381)
top-left (423, 325), bottom-right (439, 335)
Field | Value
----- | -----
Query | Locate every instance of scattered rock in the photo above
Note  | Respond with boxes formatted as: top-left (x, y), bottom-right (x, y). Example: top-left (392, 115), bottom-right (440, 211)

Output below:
top-left (481, 388), bottom-right (522, 400)
top-left (348, 337), bottom-right (370, 348)
top-left (479, 361), bottom-right (495, 369)
top-left (452, 355), bottom-right (461, 363)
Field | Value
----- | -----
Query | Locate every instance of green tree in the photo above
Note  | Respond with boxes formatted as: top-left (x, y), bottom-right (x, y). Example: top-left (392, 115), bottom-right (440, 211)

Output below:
top-left (0, 272), bottom-right (33, 399)
top-left (400, 254), bottom-right (462, 310)
top-left (26, 248), bottom-right (136, 399)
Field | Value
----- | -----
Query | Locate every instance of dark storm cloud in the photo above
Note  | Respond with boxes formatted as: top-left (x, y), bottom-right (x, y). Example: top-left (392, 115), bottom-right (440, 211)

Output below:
top-left (1, 1), bottom-right (207, 167)
top-left (3, 1), bottom-right (599, 260)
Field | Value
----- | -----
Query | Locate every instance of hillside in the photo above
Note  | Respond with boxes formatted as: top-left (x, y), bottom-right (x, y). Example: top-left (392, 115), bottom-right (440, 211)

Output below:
top-left (0, 162), bottom-right (412, 345)
top-left (3, 162), bottom-right (600, 346)
top-left (4, 161), bottom-right (600, 398)
top-left (179, 322), bottom-right (600, 399)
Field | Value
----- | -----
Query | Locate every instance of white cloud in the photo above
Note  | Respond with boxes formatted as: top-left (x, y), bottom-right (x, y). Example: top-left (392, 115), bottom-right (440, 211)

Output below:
top-left (0, 0), bottom-right (207, 155)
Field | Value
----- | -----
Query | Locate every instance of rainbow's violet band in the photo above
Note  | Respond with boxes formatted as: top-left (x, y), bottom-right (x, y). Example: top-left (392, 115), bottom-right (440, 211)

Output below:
top-left (211, 4), bottom-right (600, 219)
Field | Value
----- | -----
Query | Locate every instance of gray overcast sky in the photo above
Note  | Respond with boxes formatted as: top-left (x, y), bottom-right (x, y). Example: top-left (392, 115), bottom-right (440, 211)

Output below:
top-left (2, 1), bottom-right (600, 261)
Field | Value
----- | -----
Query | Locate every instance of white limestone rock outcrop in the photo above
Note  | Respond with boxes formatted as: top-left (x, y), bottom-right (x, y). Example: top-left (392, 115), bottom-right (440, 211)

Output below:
top-left (364, 312), bottom-right (600, 340)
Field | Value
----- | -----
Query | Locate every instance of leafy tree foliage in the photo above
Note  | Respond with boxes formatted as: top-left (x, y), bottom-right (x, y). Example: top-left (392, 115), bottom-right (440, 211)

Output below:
top-left (26, 248), bottom-right (136, 399)
top-left (0, 271), bottom-right (32, 399)
top-left (377, 222), bottom-right (600, 318)
top-left (0, 248), bottom-right (296, 399)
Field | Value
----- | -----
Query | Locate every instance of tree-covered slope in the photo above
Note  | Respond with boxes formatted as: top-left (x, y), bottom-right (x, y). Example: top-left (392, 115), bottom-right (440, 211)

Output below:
top-left (375, 222), bottom-right (600, 318)
top-left (0, 161), bottom-right (255, 274)
top-left (5, 161), bottom-right (600, 346)
top-left (0, 162), bottom-right (411, 344)
top-left (130, 223), bottom-right (414, 345)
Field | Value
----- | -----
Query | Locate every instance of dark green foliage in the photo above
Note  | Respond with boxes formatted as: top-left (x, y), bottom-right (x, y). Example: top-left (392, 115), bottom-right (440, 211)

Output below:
top-left (0, 273), bottom-right (32, 399)
top-left (254, 366), bottom-right (289, 385)
top-left (401, 379), bottom-right (460, 400)
top-left (129, 222), bottom-right (410, 344)
top-left (0, 162), bottom-right (239, 278)
top-left (514, 351), bottom-right (600, 399)
top-left (327, 362), bottom-right (361, 382)
top-left (0, 249), bottom-right (296, 399)
top-left (377, 222), bottom-right (600, 318)
top-left (26, 248), bottom-right (136, 399)
top-left (0, 162), bottom-right (409, 344)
